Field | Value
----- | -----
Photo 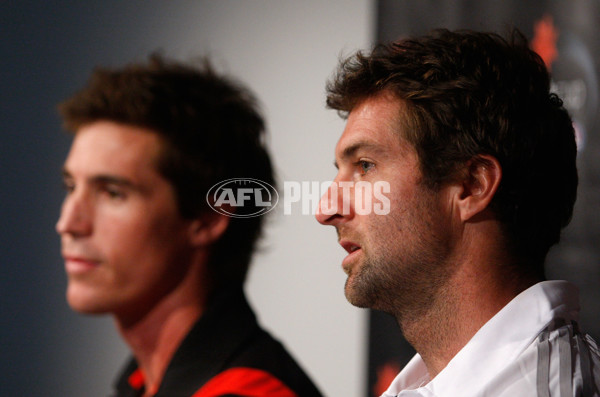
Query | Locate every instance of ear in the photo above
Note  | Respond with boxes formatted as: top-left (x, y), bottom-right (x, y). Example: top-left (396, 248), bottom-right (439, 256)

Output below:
top-left (456, 155), bottom-right (502, 222)
top-left (187, 212), bottom-right (230, 247)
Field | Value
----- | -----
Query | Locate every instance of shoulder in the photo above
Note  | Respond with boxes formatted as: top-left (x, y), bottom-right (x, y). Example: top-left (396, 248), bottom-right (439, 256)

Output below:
top-left (191, 367), bottom-right (303, 397)
top-left (535, 320), bottom-right (600, 396)
top-left (221, 327), bottom-right (323, 396)
top-left (194, 289), bottom-right (323, 396)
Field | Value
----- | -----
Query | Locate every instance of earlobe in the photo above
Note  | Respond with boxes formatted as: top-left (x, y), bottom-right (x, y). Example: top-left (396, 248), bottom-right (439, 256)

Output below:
top-left (457, 155), bottom-right (502, 222)
top-left (188, 213), bottom-right (230, 247)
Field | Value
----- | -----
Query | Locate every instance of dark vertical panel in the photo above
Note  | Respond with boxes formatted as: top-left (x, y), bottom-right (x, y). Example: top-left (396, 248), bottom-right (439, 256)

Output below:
top-left (1, 3), bottom-right (81, 395)
top-left (369, 1), bottom-right (600, 395)
top-left (0, 2), bottom-right (192, 395)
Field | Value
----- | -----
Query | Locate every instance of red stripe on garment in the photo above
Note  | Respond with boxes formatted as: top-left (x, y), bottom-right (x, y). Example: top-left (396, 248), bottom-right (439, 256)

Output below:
top-left (128, 368), bottom-right (145, 390)
top-left (192, 367), bottom-right (298, 397)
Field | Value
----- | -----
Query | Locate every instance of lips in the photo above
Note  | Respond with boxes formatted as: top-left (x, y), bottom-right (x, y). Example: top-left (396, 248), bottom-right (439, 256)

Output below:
top-left (63, 255), bottom-right (101, 274)
top-left (340, 240), bottom-right (361, 254)
top-left (339, 240), bottom-right (362, 273)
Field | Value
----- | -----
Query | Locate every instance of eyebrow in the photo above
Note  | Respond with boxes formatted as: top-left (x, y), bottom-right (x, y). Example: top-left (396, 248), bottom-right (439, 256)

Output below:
top-left (61, 169), bottom-right (138, 190)
top-left (333, 141), bottom-right (384, 169)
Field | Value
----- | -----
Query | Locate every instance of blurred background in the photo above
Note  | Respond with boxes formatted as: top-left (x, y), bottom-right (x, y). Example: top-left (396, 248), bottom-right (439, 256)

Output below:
top-left (1, 1), bottom-right (597, 396)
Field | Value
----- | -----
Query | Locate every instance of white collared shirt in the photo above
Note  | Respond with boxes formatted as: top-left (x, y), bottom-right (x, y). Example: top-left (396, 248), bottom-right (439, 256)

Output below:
top-left (382, 281), bottom-right (600, 397)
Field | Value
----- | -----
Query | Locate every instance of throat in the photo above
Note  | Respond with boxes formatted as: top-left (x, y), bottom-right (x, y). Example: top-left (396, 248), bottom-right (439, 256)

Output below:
top-left (395, 285), bottom-right (473, 379)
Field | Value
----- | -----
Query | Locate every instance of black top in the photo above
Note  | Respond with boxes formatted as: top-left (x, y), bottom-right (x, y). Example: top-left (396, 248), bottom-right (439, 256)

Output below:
top-left (113, 288), bottom-right (323, 397)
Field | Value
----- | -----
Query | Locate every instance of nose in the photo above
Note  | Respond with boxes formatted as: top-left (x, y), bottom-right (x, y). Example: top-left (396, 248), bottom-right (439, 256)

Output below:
top-left (315, 180), bottom-right (354, 225)
top-left (56, 190), bottom-right (92, 237)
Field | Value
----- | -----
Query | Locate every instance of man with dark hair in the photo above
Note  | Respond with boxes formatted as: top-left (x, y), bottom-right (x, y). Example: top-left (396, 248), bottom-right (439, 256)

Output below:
top-left (317, 29), bottom-right (600, 396)
top-left (56, 55), bottom-right (322, 397)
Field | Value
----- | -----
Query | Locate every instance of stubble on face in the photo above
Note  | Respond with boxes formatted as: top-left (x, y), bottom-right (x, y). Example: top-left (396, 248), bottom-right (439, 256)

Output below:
top-left (342, 183), bottom-right (456, 323)
top-left (323, 92), bottom-right (459, 326)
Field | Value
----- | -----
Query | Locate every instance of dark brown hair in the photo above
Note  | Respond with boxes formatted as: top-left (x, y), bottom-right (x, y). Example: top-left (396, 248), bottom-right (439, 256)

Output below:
top-left (59, 54), bottom-right (276, 288)
top-left (327, 29), bottom-right (578, 275)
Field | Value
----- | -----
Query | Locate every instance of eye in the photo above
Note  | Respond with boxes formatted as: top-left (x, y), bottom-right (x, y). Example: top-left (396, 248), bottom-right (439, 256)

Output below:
top-left (62, 179), bottom-right (75, 194)
top-left (102, 185), bottom-right (127, 200)
top-left (358, 160), bottom-right (375, 175)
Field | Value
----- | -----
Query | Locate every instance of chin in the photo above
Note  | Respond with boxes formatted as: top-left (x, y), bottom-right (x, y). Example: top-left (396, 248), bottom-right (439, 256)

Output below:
top-left (344, 279), bottom-right (375, 309)
top-left (66, 285), bottom-right (111, 315)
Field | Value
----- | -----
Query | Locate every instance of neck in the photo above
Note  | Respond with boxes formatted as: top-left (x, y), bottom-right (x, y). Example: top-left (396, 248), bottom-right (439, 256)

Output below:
top-left (398, 224), bottom-right (538, 378)
top-left (115, 254), bottom-right (210, 393)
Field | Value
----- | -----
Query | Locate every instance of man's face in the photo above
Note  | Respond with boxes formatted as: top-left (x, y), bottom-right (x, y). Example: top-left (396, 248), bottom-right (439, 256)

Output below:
top-left (57, 121), bottom-right (195, 322)
top-left (316, 93), bottom-right (457, 316)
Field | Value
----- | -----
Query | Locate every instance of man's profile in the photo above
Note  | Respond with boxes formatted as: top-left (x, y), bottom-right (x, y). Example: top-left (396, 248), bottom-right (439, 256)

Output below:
top-left (317, 29), bottom-right (600, 396)
top-left (56, 55), bottom-right (322, 397)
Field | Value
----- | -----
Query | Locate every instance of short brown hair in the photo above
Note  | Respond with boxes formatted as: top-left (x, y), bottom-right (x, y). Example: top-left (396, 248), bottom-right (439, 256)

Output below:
top-left (327, 29), bottom-right (578, 275)
top-left (59, 54), bottom-right (276, 288)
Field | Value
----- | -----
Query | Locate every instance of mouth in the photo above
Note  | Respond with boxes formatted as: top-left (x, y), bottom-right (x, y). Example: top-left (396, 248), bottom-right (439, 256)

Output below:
top-left (339, 240), bottom-right (362, 272)
top-left (63, 255), bottom-right (101, 274)
top-left (340, 241), bottom-right (361, 254)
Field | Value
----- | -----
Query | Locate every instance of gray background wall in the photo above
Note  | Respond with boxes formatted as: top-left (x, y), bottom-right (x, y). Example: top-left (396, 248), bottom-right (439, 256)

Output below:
top-left (0, 2), bottom-right (374, 396)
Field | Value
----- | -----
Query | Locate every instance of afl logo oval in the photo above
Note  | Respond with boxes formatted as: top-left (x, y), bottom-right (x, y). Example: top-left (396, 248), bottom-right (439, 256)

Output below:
top-left (206, 178), bottom-right (279, 218)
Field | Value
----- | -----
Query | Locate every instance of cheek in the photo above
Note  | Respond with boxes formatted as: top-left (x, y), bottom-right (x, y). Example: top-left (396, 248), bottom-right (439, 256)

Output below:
top-left (140, 213), bottom-right (191, 259)
top-left (99, 212), bottom-right (182, 262)
top-left (103, 220), bottom-right (189, 292)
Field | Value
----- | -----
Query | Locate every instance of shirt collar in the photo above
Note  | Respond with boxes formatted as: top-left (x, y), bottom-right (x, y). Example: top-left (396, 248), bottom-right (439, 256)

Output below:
top-left (385, 280), bottom-right (580, 396)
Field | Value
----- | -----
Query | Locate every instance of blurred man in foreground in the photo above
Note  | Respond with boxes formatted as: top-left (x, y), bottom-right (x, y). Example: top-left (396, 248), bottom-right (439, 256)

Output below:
top-left (57, 55), bottom-right (322, 397)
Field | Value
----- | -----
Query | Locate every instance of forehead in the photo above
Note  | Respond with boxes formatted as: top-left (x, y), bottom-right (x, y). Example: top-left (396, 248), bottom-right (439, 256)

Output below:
top-left (335, 93), bottom-right (412, 159)
top-left (65, 121), bottom-right (163, 178)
